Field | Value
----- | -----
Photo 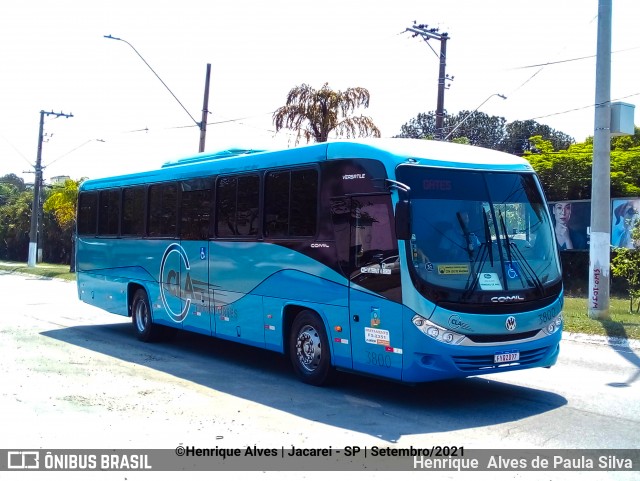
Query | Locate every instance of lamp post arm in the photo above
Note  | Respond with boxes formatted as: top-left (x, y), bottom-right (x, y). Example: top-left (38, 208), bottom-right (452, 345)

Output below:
top-left (104, 35), bottom-right (200, 129)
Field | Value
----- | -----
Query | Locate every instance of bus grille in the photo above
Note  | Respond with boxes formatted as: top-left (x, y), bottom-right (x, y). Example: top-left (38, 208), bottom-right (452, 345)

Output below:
top-left (466, 330), bottom-right (540, 343)
top-left (452, 347), bottom-right (550, 372)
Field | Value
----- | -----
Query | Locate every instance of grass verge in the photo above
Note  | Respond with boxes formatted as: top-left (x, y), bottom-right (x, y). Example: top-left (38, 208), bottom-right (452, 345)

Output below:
top-left (0, 261), bottom-right (76, 282)
top-left (1, 262), bottom-right (639, 341)
top-left (563, 296), bottom-right (640, 341)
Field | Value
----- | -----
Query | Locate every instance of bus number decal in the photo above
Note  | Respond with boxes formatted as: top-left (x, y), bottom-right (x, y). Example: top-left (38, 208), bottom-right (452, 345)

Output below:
top-left (539, 306), bottom-right (558, 324)
top-left (366, 351), bottom-right (392, 368)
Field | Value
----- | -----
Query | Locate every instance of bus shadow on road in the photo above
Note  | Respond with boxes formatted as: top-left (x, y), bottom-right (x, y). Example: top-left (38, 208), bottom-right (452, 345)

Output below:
top-left (42, 321), bottom-right (568, 443)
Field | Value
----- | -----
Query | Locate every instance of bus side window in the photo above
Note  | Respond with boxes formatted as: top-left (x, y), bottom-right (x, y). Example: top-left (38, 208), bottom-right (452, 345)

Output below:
top-left (181, 179), bottom-right (212, 240)
top-left (148, 183), bottom-right (178, 238)
top-left (216, 175), bottom-right (259, 238)
top-left (265, 169), bottom-right (318, 238)
top-left (122, 187), bottom-right (145, 237)
top-left (98, 189), bottom-right (121, 236)
top-left (77, 192), bottom-right (98, 236)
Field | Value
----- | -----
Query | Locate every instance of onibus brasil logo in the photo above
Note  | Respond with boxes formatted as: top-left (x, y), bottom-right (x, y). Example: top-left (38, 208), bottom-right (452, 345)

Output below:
top-left (159, 243), bottom-right (192, 323)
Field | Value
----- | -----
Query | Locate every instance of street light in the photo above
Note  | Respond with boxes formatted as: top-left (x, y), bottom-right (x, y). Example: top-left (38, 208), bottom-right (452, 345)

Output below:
top-left (443, 93), bottom-right (507, 141)
top-left (104, 35), bottom-right (211, 152)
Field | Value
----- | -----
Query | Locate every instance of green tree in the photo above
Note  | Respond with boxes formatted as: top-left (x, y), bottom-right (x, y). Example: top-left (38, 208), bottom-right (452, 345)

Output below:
top-left (273, 83), bottom-right (381, 144)
top-left (396, 111), bottom-right (437, 140)
top-left (0, 173), bottom-right (26, 192)
top-left (500, 119), bottom-right (574, 155)
top-left (0, 173), bottom-right (26, 207)
top-left (397, 110), bottom-right (507, 149)
top-left (396, 111), bottom-right (572, 153)
top-left (42, 178), bottom-right (82, 267)
top-left (525, 129), bottom-right (640, 200)
top-left (0, 189), bottom-right (32, 260)
top-left (525, 137), bottom-right (593, 200)
top-left (43, 178), bottom-right (81, 230)
top-left (611, 219), bottom-right (640, 312)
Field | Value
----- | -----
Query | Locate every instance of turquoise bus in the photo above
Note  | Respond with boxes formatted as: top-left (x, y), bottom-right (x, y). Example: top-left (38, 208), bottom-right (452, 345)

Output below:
top-left (76, 138), bottom-right (563, 385)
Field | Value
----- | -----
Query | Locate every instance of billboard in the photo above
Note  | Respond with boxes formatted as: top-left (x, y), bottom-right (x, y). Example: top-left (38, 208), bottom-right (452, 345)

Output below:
top-left (611, 199), bottom-right (640, 248)
top-left (549, 201), bottom-right (590, 251)
top-left (547, 198), bottom-right (640, 250)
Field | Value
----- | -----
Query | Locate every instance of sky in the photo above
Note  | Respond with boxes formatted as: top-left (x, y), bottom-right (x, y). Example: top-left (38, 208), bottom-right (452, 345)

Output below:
top-left (0, 0), bottom-right (639, 183)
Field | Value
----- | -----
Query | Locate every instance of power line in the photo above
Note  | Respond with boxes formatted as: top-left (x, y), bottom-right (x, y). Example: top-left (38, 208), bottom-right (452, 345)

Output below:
top-left (44, 139), bottom-right (106, 168)
top-left (123, 112), bottom-right (275, 133)
top-left (530, 92), bottom-right (640, 121)
top-left (506, 46), bottom-right (640, 71)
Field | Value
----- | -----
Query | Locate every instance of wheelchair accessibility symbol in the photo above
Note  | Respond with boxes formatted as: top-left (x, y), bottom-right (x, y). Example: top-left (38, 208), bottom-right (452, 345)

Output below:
top-left (200, 247), bottom-right (206, 260)
top-left (507, 262), bottom-right (519, 279)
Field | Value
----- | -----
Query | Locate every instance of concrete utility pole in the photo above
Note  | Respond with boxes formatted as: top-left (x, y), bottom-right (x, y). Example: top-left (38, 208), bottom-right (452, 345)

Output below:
top-left (405, 23), bottom-right (452, 140)
top-left (28, 110), bottom-right (74, 267)
top-left (199, 63), bottom-right (212, 153)
top-left (588, 0), bottom-right (612, 319)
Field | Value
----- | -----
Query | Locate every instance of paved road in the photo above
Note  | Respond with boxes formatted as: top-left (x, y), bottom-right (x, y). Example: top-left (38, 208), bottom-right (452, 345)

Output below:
top-left (0, 272), bottom-right (638, 480)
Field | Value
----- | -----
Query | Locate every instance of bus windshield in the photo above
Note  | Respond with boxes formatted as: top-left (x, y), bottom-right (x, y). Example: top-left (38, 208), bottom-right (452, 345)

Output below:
top-left (397, 165), bottom-right (562, 306)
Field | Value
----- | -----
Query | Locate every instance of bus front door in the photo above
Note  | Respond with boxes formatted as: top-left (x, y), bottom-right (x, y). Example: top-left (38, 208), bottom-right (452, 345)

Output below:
top-left (347, 195), bottom-right (403, 381)
top-left (179, 241), bottom-right (212, 335)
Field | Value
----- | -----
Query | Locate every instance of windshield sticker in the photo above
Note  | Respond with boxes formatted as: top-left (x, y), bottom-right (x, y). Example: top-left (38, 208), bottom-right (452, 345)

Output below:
top-left (478, 272), bottom-right (503, 290)
top-left (370, 307), bottom-right (381, 327)
top-left (506, 262), bottom-right (520, 279)
top-left (437, 264), bottom-right (469, 275)
top-left (360, 266), bottom-right (391, 275)
top-left (365, 327), bottom-right (390, 346)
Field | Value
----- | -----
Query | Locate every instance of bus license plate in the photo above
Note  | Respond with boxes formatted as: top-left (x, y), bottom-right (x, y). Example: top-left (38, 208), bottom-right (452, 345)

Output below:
top-left (494, 350), bottom-right (519, 363)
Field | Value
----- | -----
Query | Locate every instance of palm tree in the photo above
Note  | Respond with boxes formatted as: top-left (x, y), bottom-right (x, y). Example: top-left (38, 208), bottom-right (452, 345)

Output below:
top-left (273, 83), bottom-right (381, 144)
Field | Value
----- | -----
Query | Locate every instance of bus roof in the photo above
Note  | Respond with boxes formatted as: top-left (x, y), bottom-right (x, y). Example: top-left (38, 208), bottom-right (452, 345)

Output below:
top-left (79, 138), bottom-right (533, 191)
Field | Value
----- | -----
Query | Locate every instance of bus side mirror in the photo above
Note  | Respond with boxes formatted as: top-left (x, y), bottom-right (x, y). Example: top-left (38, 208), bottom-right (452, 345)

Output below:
top-left (395, 200), bottom-right (411, 240)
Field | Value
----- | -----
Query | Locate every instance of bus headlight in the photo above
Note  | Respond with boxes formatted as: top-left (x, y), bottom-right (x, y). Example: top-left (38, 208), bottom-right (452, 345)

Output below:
top-left (412, 315), bottom-right (466, 345)
top-left (543, 312), bottom-right (564, 336)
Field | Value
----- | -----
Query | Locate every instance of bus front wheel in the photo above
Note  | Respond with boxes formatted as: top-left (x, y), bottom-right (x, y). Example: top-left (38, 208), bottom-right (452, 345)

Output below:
top-left (132, 289), bottom-right (157, 342)
top-left (289, 310), bottom-right (333, 386)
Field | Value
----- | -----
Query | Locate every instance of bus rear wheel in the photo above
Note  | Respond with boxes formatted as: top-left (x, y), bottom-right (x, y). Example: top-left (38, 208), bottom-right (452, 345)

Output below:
top-left (132, 289), bottom-right (157, 342)
top-left (289, 310), bottom-right (333, 386)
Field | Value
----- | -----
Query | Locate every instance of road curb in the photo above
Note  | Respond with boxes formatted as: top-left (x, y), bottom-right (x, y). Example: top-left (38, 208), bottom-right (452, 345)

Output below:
top-left (562, 331), bottom-right (640, 351)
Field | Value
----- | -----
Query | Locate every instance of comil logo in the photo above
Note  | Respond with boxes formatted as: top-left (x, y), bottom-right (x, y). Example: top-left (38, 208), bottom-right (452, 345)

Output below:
top-left (159, 243), bottom-right (191, 323)
top-left (491, 295), bottom-right (525, 303)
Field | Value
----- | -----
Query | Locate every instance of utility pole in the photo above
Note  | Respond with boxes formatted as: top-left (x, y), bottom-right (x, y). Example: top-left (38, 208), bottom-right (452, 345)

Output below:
top-left (199, 63), bottom-right (212, 153)
top-left (406, 22), bottom-right (452, 140)
top-left (588, 0), bottom-right (612, 319)
top-left (28, 110), bottom-right (73, 267)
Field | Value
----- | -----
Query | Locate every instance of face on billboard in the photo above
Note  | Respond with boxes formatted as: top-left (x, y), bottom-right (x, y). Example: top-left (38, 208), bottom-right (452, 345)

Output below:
top-left (612, 199), bottom-right (640, 248)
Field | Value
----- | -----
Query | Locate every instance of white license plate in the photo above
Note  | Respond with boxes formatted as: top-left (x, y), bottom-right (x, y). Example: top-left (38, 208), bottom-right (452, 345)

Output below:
top-left (494, 350), bottom-right (520, 363)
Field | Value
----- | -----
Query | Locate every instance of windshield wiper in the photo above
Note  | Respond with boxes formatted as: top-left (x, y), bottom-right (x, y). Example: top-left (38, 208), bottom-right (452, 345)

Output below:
top-left (456, 211), bottom-right (474, 262)
top-left (498, 211), bottom-right (544, 295)
top-left (498, 210), bottom-right (513, 265)
top-left (509, 242), bottom-right (545, 295)
top-left (483, 209), bottom-right (493, 266)
top-left (460, 210), bottom-right (495, 300)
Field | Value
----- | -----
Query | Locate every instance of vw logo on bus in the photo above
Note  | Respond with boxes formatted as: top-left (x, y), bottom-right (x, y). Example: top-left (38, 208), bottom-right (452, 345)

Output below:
top-left (159, 243), bottom-right (191, 323)
top-left (505, 316), bottom-right (517, 331)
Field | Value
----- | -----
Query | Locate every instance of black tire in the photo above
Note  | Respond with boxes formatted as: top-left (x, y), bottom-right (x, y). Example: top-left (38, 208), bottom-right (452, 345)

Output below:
top-left (289, 310), bottom-right (333, 386)
top-left (131, 288), bottom-right (158, 342)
